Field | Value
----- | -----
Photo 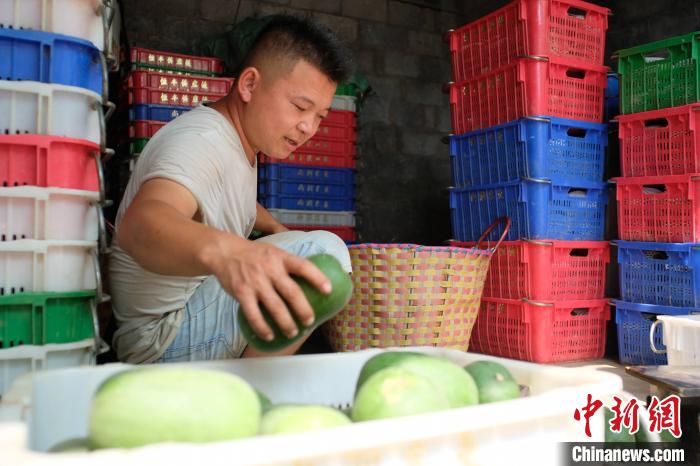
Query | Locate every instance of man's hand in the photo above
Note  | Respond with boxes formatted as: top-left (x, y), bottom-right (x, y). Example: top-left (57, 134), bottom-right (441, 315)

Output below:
top-left (203, 240), bottom-right (331, 341)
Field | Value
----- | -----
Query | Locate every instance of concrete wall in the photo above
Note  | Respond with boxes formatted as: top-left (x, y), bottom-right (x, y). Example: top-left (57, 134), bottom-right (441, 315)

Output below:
top-left (118, 0), bottom-right (700, 244)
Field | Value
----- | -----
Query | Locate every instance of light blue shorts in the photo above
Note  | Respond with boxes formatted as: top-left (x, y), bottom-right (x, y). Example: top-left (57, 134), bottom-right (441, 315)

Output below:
top-left (153, 230), bottom-right (351, 363)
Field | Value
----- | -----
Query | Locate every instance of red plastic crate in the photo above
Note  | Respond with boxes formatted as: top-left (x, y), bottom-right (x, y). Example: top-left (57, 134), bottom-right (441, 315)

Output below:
top-left (300, 137), bottom-right (356, 158)
top-left (129, 120), bottom-right (166, 139)
top-left (324, 109), bottom-right (356, 128)
top-left (615, 174), bottom-right (700, 242)
top-left (259, 153), bottom-right (355, 169)
top-left (451, 239), bottom-right (609, 300)
top-left (618, 104), bottom-right (700, 177)
top-left (0, 135), bottom-right (99, 191)
top-left (287, 225), bottom-right (356, 242)
top-left (469, 298), bottom-right (609, 363)
top-left (449, 57), bottom-right (608, 134)
top-left (129, 47), bottom-right (224, 75)
top-left (448, 0), bottom-right (609, 82)
top-left (127, 87), bottom-right (225, 107)
top-left (316, 119), bottom-right (356, 142)
top-left (127, 71), bottom-right (234, 95)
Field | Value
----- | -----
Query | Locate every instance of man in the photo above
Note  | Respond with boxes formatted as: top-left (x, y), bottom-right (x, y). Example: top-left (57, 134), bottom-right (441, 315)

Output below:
top-left (109, 16), bottom-right (354, 363)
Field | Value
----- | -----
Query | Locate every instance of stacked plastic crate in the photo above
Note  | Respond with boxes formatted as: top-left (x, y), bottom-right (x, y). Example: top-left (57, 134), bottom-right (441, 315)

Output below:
top-left (446, 0), bottom-right (612, 363)
top-left (257, 89), bottom-right (357, 243)
top-left (0, 3), bottom-right (116, 396)
top-left (123, 47), bottom-right (231, 167)
top-left (612, 31), bottom-right (700, 365)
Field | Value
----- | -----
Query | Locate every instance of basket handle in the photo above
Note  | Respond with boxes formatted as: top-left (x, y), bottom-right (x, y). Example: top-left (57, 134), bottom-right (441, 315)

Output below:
top-left (649, 320), bottom-right (666, 355)
top-left (475, 216), bottom-right (511, 252)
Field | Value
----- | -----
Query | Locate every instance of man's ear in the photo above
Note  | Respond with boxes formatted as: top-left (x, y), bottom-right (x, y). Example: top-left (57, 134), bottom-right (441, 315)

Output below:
top-left (236, 66), bottom-right (261, 103)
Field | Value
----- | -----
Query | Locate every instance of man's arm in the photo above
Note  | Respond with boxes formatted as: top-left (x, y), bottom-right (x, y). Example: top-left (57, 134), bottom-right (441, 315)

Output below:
top-left (254, 202), bottom-right (288, 234)
top-left (116, 178), bottom-right (330, 341)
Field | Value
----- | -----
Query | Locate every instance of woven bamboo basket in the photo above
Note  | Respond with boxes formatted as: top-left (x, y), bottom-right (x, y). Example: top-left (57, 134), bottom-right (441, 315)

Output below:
top-left (324, 217), bottom-right (509, 351)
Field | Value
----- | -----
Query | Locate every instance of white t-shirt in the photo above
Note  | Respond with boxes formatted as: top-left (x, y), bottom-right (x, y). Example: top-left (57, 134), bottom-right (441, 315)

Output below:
top-left (109, 105), bottom-right (258, 363)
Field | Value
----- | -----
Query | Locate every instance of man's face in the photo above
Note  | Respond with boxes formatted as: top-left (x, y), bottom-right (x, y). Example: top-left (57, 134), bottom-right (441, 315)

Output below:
top-left (245, 59), bottom-right (336, 160)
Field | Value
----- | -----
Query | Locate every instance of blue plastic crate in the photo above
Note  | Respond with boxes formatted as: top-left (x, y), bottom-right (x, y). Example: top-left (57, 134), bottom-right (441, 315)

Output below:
top-left (605, 73), bottom-right (619, 121)
top-left (129, 104), bottom-right (191, 122)
top-left (258, 195), bottom-right (354, 211)
top-left (449, 178), bottom-right (608, 241)
top-left (613, 300), bottom-right (698, 365)
top-left (258, 164), bottom-right (354, 185)
top-left (0, 27), bottom-right (102, 95)
top-left (258, 180), bottom-right (354, 198)
top-left (449, 117), bottom-right (608, 187)
top-left (617, 241), bottom-right (700, 308)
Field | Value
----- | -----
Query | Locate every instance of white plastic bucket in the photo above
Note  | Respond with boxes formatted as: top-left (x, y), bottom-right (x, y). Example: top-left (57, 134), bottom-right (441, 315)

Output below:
top-left (651, 314), bottom-right (700, 365)
top-left (0, 240), bottom-right (97, 294)
top-left (0, 81), bottom-right (103, 146)
top-left (0, 187), bottom-right (99, 242)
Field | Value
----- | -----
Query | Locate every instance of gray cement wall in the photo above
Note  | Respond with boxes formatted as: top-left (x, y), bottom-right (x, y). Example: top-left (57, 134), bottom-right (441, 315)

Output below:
top-left (118, 0), bottom-right (700, 244)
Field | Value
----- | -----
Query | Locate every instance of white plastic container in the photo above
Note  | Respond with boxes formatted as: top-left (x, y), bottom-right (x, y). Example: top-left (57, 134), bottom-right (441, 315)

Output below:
top-left (651, 314), bottom-right (700, 365)
top-left (0, 347), bottom-right (622, 465)
top-left (0, 339), bottom-right (95, 398)
top-left (0, 240), bottom-right (97, 294)
top-left (268, 209), bottom-right (356, 227)
top-left (0, 187), bottom-right (99, 242)
top-left (0, 0), bottom-right (107, 50)
top-left (331, 95), bottom-right (357, 112)
top-left (0, 81), bottom-right (102, 146)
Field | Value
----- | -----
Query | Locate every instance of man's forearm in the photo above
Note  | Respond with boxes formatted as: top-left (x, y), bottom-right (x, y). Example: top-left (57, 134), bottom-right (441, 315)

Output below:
top-left (117, 199), bottom-right (247, 277)
top-left (254, 203), bottom-right (288, 234)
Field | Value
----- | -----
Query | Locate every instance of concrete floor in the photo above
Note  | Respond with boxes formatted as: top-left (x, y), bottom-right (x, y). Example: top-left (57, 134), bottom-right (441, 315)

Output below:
top-left (558, 359), bottom-right (652, 400)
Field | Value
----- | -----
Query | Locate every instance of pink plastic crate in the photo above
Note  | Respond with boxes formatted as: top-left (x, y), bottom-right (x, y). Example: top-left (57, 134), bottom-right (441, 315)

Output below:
top-left (448, 0), bottom-right (609, 81)
top-left (449, 57), bottom-right (608, 134)
top-left (615, 174), bottom-right (700, 242)
top-left (618, 104), bottom-right (700, 176)
top-left (451, 239), bottom-right (609, 300)
top-left (127, 71), bottom-right (234, 95)
top-left (0, 135), bottom-right (99, 191)
top-left (469, 298), bottom-right (609, 363)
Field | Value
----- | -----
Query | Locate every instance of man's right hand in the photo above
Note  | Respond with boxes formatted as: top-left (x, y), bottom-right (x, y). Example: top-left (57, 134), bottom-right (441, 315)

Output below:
top-left (203, 240), bottom-right (332, 341)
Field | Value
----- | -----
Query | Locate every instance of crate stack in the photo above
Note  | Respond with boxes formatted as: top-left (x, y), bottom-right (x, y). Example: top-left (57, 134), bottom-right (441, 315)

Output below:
top-left (612, 31), bottom-right (700, 365)
top-left (121, 47), bottom-right (231, 168)
top-left (446, 0), bottom-right (613, 363)
top-left (0, 3), bottom-right (117, 396)
top-left (257, 90), bottom-right (357, 243)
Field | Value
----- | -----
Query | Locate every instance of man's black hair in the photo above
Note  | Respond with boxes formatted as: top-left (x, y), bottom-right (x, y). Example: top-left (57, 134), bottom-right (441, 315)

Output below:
top-left (239, 15), bottom-right (354, 84)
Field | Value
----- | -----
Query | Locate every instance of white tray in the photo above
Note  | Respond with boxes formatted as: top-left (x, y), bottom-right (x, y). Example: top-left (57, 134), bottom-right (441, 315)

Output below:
top-left (268, 209), bottom-right (355, 227)
top-left (0, 347), bottom-right (622, 465)
top-left (0, 81), bottom-right (103, 146)
top-left (0, 187), bottom-right (99, 242)
top-left (331, 95), bottom-right (357, 112)
top-left (0, 339), bottom-right (95, 398)
top-left (0, 240), bottom-right (97, 294)
top-left (652, 314), bottom-right (700, 366)
top-left (0, 0), bottom-right (109, 51)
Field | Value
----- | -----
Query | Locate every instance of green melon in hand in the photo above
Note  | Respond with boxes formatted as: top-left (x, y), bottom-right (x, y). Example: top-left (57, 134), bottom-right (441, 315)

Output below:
top-left (238, 254), bottom-right (353, 352)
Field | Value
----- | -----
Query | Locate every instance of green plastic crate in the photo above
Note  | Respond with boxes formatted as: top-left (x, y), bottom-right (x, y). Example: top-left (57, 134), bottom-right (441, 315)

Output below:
top-left (618, 31), bottom-right (700, 114)
top-left (0, 291), bottom-right (96, 348)
top-left (131, 64), bottom-right (219, 77)
top-left (335, 82), bottom-right (359, 97)
top-left (130, 138), bottom-right (149, 155)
